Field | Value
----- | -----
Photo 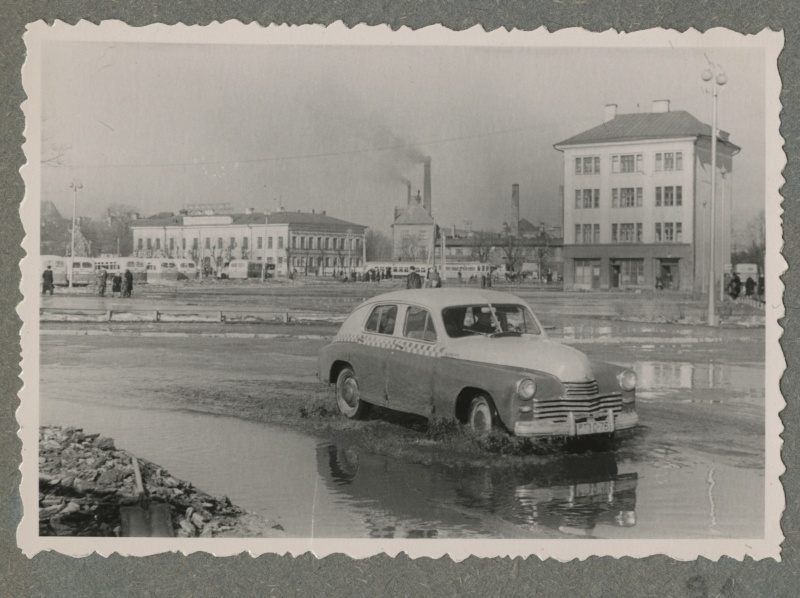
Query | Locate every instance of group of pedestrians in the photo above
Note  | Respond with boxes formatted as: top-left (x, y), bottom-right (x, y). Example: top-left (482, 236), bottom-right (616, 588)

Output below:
top-left (96, 268), bottom-right (134, 298)
top-left (728, 273), bottom-right (763, 301)
top-left (406, 266), bottom-right (442, 289)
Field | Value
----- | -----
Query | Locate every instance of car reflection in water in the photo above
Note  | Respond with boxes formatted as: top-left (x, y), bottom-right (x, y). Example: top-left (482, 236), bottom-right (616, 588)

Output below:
top-left (317, 444), bottom-right (637, 539)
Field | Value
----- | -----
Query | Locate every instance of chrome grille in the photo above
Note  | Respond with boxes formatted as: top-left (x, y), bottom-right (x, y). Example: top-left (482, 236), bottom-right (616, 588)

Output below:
top-left (534, 380), bottom-right (622, 422)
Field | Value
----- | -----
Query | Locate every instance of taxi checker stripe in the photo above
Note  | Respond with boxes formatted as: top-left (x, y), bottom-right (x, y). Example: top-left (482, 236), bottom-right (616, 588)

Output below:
top-left (334, 334), bottom-right (443, 356)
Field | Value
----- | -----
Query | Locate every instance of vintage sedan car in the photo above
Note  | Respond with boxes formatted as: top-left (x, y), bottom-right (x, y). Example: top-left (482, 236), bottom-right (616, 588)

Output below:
top-left (317, 289), bottom-right (638, 438)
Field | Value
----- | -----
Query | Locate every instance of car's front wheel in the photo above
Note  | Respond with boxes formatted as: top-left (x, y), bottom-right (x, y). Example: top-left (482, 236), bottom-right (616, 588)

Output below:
top-left (335, 366), bottom-right (370, 419)
top-left (468, 395), bottom-right (495, 434)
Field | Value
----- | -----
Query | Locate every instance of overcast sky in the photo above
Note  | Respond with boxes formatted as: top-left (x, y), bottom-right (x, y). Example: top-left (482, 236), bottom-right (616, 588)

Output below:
top-left (39, 40), bottom-right (767, 236)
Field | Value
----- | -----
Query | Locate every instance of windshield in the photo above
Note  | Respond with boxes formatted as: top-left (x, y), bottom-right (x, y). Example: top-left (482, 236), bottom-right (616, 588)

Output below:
top-left (442, 303), bottom-right (540, 338)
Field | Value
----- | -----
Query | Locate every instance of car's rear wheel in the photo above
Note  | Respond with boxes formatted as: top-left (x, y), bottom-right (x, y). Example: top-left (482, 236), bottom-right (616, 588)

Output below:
top-left (335, 366), bottom-right (370, 419)
top-left (468, 395), bottom-right (495, 434)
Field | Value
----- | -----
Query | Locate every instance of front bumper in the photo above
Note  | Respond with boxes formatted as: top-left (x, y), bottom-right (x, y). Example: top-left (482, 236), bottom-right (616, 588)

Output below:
top-left (513, 409), bottom-right (638, 438)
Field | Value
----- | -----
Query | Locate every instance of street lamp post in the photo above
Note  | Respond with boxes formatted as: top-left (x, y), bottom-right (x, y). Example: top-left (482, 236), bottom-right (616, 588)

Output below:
top-left (701, 63), bottom-right (727, 326)
top-left (720, 167), bottom-right (728, 302)
top-left (68, 180), bottom-right (83, 288)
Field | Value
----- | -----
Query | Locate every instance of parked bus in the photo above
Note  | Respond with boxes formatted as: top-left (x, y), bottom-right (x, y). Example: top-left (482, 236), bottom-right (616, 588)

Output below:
top-left (69, 258), bottom-right (95, 286)
top-left (40, 255), bottom-right (69, 287)
top-left (176, 260), bottom-right (198, 280)
top-left (227, 259), bottom-right (274, 279)
top-left (145, 259), bottom-right (179, 282)
top-left (442, 262), bottom-right (505, 281)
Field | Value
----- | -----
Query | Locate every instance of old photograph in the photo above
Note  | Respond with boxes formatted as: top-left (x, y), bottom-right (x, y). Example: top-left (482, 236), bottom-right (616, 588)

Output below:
top-left (18, 22), bottom-right (784, 559)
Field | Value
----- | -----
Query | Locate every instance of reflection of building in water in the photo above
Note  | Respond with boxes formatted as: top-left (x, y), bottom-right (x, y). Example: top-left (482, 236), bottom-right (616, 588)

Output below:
top-left (317, 444), bottom-right (638, 539)
top-left (634, 361), bottom-right (762, 393)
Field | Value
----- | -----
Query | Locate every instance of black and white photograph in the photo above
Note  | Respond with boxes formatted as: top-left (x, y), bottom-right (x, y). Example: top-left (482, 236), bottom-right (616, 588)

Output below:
top-left (18, 22), bottom-right (784, 559)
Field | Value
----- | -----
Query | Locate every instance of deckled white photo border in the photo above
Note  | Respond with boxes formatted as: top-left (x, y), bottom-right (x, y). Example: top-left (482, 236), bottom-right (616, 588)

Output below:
top-left (17, 21), bottom-right (785, 561)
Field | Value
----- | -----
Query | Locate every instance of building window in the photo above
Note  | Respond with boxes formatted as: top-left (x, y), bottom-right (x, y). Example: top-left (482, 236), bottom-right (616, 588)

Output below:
top-left (137, 239), bottom-right (143, 250)
top-left (169, 238), bottom-right (174, 250)
top-left (676, 222), bottom-right (683, 242)
top-left (242, 237), bottom-right (248, 250)
top-left (619, 223), bottom-right (636, 243)
top-left (655, 223), bottom-right (662, 242)
top-left (583, 189), bottom-right (592, 208)
top-left (656, 187), bottom-right (662, 207)
top-left (228, 237), bottom-right (234, 248)
top-left (192, 238), bottom-right (198, 250)
top-left (619, 259), bottom-right (644, 285)
top-left (615, 187), bottom-right (641, 208)
top-left (665, 222), bottom-right (674, 242)
top-left (575, 155), bottom-right (600, 175)
top-left (575, 259), bottom-right (595, 285)
top-left (278, 236), bottom-right (284, 249)
top-left (217, 237), bottom-right (223, 249)
top-left (575, 224), bottom-right (581, 244)
top-left (325, 237), bottom-right (330, 250)
top-left (267, 237), bottom-right (272, 249)
top-left (575, 190), bottom-right (581, 209)
top-left (257, 237), bottom-right (262, 249)
top-left (676, 186), bottom-right (683, 206)
top-left (155, 239), bottom-right (161, 250)
top-left (205, 238), bottom-right (210, 249)
top-left (636, 223), bottom-right (642, 243)
top-left (181, 238), bottom-right (186, 250)
top-left (664, 187), bottom-right (674, 206)
top-left (612, 224), bottom-right (618, 242)
top-left (593, 223), bottom-right (600, 243)
top-left (300, 237), bottom-right (306, 249)
top-left (655, 185), bottom-right (682, 207)
top-left (612, 153), bottom-right (642, 173)
top-left (292, 236), bottom-right (297, 249)
top-left (655, 151), bottom-right (683, 172)
top-left (582, 224), bottom-right (592, 244)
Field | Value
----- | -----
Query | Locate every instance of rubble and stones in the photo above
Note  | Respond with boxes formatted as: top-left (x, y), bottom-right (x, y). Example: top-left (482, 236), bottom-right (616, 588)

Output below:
top-left (39, 426), bottom-right (285, 537)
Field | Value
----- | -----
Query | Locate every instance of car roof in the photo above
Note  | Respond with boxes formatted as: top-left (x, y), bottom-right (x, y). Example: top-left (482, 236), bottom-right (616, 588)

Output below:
top-left (360, 288), bottom-right (529, 310)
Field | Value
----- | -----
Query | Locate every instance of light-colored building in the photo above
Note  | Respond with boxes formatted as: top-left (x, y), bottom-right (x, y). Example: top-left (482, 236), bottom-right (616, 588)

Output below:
top-left (392, 191), bottom-right (434, 262)
top-left (554, 100), bottom-right (739, 291)
top-left (130, 208), bottom-right (367, 276)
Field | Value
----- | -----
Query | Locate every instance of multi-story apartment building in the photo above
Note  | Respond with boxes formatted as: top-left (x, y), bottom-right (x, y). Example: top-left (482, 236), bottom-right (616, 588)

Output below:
top-left (130, 207), bottom-right (366, 276)
top-left (554, 100), bottom-right (740, 292)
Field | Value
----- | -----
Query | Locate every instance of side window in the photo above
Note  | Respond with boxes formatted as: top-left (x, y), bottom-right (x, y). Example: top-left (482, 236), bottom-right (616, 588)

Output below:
top-left (364, 304), bottom-right (397, 335)
top-left (404, 307), bottom-right (437, 342)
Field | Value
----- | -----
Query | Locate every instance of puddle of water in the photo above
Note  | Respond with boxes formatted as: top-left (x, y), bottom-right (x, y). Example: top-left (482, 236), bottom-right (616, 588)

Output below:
top-left (634, 361), bottom-right (764, 396)
top-left (41, 394), bottom-right (764, 540)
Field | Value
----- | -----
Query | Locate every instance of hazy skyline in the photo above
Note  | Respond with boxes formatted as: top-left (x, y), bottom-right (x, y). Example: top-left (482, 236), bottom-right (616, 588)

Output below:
top-left (40, 40), bottom-right (767, 236)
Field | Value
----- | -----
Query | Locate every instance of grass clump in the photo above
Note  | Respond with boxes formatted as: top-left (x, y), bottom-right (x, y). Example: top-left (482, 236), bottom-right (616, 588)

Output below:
top-left (298, 397), bottom-right (337, 419)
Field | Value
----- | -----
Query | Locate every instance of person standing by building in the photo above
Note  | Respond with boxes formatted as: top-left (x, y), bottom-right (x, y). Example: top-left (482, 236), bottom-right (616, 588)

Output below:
top-left (406, 266), bottom-right (423, 289)
top-left (745, 276), bottom-right (756, 297)
top-left (111, 272), bottom-right (123, 298)
top-left (457, 269), bottom-right (462, 286)
top-left (97, 267), bottom-right (108, 297)
top-left (430, 267), bottom-right (442, 288)
top-left (480, 273), bottom-right (486, 289)
top-left (123, 268), bottom-right (133, 298)
top-left (42, 265), bottom-right (54, 296)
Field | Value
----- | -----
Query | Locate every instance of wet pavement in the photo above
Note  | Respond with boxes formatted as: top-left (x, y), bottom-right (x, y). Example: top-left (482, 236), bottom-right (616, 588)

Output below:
top-left (39, 311), bottom-right (765, 539)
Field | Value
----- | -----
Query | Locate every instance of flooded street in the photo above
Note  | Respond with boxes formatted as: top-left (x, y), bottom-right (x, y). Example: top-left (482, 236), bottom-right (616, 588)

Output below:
top-left (39, 316), bottom-right (765, 539)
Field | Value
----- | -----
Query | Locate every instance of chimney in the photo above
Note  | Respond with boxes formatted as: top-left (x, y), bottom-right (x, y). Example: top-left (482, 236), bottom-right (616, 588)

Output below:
top-left (652, 99), bottom-right (670, 113)
top-left (604, 104), bottom-right (618, 122)
top-left (511, 184), bottom-right (520, 237)
top-left (245, 207), bottom-right (254, 215)
top-left (423, 158), bottom-right (432, 216)
top-left (407, 180), bottom-right (412, 206)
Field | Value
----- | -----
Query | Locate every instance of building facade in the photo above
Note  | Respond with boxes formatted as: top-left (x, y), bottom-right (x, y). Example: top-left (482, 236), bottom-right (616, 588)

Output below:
top-left (554, 101), bottom-right (739, 292)
top-left (130, 208), bottom-right (367, 276)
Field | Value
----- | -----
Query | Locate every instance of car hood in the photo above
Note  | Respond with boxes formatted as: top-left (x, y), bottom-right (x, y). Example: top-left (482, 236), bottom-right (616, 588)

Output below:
top-left (442, 336), bottom-right (594, 382)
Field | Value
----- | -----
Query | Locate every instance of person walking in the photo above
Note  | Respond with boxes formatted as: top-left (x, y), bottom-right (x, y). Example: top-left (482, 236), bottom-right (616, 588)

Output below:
top-left (406, 265), bottom-right (423, 289)
top-left (97, 267), bottom-right (108, 297)
top-left (111, 272), bottom-right (123, 298)
top-left (430, 267), bottom-right (442, 288)
top-left (123, 268), bottom-right (133, 298)
top-left (729, 273), bottom-right (742, 299)
top-left (480, 273), bottom-right (486, 289)
top-left (42, 265), bottom-right (54, 296)
top-left (745, 276), bottom-right (756, 297)
top-left (457, 270), bottom-right (462, 286)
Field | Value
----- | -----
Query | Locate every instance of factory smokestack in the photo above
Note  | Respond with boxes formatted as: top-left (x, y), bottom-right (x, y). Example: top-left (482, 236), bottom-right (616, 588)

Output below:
top-left (423, 158), bottom-right (432, 216)
top-left (511, 184), bottom-right (520, 237)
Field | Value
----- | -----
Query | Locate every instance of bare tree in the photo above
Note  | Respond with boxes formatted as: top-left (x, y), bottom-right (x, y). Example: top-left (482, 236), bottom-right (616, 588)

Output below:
top-left (468, 231), bottom-right (494, 263)
top-left (534, 233), bottom-right (552, 280)
top-left (365, 229), bottom-right (393, 261)
top-left (501, 234), bottom-right (525, 273)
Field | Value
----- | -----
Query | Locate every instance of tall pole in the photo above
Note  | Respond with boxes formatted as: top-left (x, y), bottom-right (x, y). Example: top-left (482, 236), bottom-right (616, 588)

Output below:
top-left (68, 180), bottom-right (82, 288)
top-left (262, 215), bottom-right (269, 281)
top-left (719, 168), bottom-right (727, 302)
top-left (702, 63), bottom-right (727, 327)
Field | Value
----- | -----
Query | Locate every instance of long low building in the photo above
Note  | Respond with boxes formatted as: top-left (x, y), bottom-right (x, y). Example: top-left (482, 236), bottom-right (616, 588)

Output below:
top-left (130, 208), bottom-right (367, 276)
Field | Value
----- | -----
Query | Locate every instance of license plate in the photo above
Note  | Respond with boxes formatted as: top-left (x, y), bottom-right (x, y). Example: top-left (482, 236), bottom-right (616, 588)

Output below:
top-left (576, 419), bottom-right (612, 435)
top-left (573, 481), bottom-right (613, 498)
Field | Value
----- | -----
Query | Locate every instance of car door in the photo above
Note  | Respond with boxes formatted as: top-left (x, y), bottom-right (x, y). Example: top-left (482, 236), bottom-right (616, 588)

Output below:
top-left (386, 305), bottom-right (438, 417)
top-left (353, 303), bottom-right (398, 405)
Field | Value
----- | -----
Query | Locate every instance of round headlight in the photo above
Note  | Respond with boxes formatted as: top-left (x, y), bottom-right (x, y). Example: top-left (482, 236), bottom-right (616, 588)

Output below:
top-left (517, 378), bottom-right (536, 399)
top-left (618, 370), bottom-right (637, 391)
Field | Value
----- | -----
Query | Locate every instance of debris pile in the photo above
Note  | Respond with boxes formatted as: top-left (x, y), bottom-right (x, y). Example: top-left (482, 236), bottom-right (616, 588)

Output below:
top-left (39, 426), bottom-right (284, 537)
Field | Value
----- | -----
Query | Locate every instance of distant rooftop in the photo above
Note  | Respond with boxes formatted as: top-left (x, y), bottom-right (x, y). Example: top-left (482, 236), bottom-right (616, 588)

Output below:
top-left (554, 110), bottom-right (740, 151)
top-left (131, 209), bottom-right (366, 231)
top-left (393, 202), bottom-right (434, 226)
